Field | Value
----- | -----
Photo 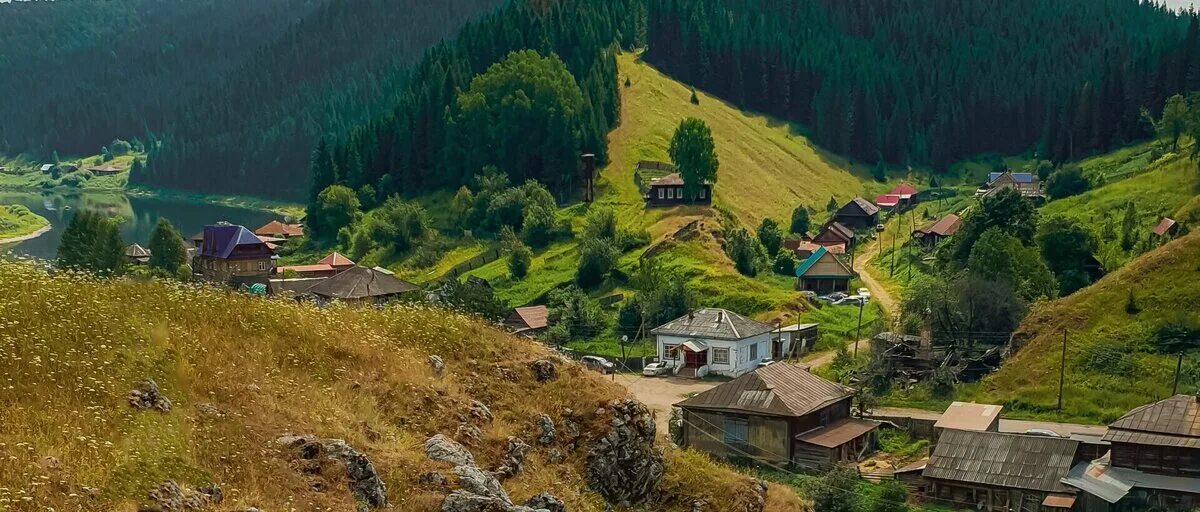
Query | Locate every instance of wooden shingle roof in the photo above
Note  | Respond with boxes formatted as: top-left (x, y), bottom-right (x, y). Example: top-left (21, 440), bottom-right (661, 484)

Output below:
top-left (1103, 394), bottom-right (1200, 448)
top-left (924, 429), bottom-right (1079, 493)
top-left (305, 266), bottom-right (419, 300)
top-left (650, 308), bottom-right (773, 341)
top-left (675, 363), bottom-right (853, 417)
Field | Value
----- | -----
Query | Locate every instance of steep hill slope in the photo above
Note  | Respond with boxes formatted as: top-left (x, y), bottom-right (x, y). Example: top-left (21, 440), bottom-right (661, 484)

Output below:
top-left (0, 262), bottom-right (806, 511)
top-left (963, 232), bottom-right (1200, 424)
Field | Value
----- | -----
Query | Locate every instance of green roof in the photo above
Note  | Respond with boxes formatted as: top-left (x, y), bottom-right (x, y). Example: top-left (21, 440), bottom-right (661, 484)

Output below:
top-left (794, 246), bottom-right (828, 277)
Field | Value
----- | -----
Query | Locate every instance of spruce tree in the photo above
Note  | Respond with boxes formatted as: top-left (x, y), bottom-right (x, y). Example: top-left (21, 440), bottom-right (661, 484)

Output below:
top-left (148, 218), bottom-right (187, 274)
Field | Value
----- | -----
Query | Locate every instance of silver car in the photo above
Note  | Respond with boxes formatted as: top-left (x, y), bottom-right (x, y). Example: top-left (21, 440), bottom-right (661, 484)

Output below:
top-left (580, 355), bottom-right (615, 374)
top-left (642, 361), bottom-right (673, 376)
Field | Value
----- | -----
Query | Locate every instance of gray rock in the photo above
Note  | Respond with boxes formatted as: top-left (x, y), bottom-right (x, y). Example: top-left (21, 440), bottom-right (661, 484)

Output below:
top-left (129, 380), bottom-right (172, 413)
top-left (275, 435), bottom-right (387, 509)
top-left (145, 480), bottom-right (221, 511)
top-left (468, 400), bottom-right (493, 424)
top-left (452, 465), bottom-right (508, 502)
top-left (585, 399), bottom-right (664, 507)
top-left (535, 415), bottom-right (556, 445)
top-left (523, 493), bottom-right (565, 512)
top-left (455, 423), bottom-right (483, 446)
top-left (529, 360), bottom-right (557, 382)
top-left (419, 471), bottom-right (447, 487)
top-left (495, 437), bottom-right (530, 478)
top-left (429, 355), bottom-right (446, 376)
top-left (440, 491), bottom-right (510, 512)
top-left (425, 434), bottom-right (476, 467)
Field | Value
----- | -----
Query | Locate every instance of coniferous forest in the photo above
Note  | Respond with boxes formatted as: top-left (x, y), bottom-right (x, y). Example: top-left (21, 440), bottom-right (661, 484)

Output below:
top-left (0, 0), bottom-right (501, 198)
top-left (646, 0), bottom-right (1197, 169)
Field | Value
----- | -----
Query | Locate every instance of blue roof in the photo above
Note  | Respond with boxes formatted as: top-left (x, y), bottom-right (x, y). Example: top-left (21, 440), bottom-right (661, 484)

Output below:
top-left (200, 224), bottom-right (266, 259)
top-left (795, 246), bottom-right (828, 277)
top-left (987, 172), bottom-right (1034, 185)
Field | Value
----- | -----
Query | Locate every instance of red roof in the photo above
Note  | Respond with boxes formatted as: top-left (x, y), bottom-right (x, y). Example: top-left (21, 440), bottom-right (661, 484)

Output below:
top-left (318, 252), bottom-right (356, 268)
top-left (1152, 218), bottom-right (1177, 236)
top-left (874, 194), bottom-right (901, 207)
top-left (889, 182), bottom-right (918, 197)
top-left (255, 220), bottom-right (304, 237)
top-left (915, 214), bottom-right (962, 237)
top-left (511, 305), bottom-right (549, 330)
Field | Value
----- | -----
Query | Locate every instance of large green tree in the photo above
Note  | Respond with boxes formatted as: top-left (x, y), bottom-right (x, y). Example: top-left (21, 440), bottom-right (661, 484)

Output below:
top-left (311, 184), bottom-right (361, 242)
top-left (1036, 216), bottom-right (1099, 295)
top-left (147, 218), bottom-right (187, 274)
top-left (56, 210), bottom-right (124, 276)
top-left (946, 188), bottom-right (1038, 264)
top-left (668, 117), bottom-right (719, 201)
top-left (455, 50), bottom-right (585, 193)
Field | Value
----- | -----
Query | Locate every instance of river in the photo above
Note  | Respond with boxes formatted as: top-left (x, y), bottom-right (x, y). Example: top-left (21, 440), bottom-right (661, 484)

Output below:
top-left (0, 190), bottom-right (283, 261)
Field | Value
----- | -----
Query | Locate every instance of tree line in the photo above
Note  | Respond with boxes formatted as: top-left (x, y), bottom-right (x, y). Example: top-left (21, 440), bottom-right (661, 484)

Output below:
top-left (646, 0), bottom-right (1196, 169)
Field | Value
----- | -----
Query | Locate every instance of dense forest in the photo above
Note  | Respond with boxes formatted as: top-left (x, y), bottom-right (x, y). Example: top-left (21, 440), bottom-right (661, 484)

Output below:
top-left (0, 0), bottom-right (501, 198)
top-left (307, 0), bottom-right (645, 207)
top-left (646, 0), bottom-right (1197, 169)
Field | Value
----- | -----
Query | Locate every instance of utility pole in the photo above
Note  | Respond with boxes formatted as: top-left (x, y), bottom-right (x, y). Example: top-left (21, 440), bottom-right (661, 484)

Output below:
top-left (854, 299), bottom-right (865, 357)
top-left (1058, 329), bottom-right (1068, 411)
top-left (1173, 352), bottom-right (1184, 395)
top-left (889, 218), bottom-right (898, 276)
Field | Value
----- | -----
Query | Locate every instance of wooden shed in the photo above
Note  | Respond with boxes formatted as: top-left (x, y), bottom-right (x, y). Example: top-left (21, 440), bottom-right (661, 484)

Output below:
top-left (923, 429), bottom-right (1080, 512)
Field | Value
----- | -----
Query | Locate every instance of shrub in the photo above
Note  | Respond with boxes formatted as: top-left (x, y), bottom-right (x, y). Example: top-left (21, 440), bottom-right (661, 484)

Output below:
top-left (723, 227), bottom-right (765, 276)
top-left (576, 237), bottom-right (618, 287)
top-left (110, 139), bottom-right (132, 155)
top-left (756, 218), bottom-right (783, 256)
top-left (773, 251), bottom-right (796, 276)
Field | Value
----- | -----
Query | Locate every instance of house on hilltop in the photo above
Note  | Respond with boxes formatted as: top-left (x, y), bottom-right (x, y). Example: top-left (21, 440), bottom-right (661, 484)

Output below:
top-left (912, 213), bottom-right (962, 249)
top-left (675, 363), bottom-right (879, 470)
top-left (832, 197), bottom-right (880, 229)
top-left (652, 308), bottom-right (774, 378)
top-left (644, 172), bottom-right (711, 206)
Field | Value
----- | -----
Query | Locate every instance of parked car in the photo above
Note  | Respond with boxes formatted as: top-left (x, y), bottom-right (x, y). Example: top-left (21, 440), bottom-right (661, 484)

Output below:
top-left (833, 295), bottom-right (867, 307)
top-left (642, 361), bottom-right (673, 377)
top-left (580, 355), bottom-right (615, 374)
top-left (1023, 428), bottom-right (1062, 438)
top-left (817, 292), bottom-right (848, 303)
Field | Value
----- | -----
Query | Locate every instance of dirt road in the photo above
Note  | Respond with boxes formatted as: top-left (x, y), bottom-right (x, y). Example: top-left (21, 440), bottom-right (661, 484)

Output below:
top-left (853, 237), bottom-right (897, 319)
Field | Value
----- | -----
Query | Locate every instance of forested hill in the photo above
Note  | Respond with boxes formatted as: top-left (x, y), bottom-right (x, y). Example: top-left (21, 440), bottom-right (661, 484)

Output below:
top-left (0, 0), bottom-right (501, 198)
top-left (646, 0), bottom-right (1192, 169)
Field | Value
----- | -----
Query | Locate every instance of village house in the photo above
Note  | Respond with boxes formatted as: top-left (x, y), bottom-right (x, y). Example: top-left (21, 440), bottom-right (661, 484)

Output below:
top-left (875, 183), bottom-right (920, 211)
top-left (785, 239), bottom-right (844, 260)
top-left (275, 263), bottom-right (339, 278)
top-left (652, 308), bottom-right (774, 378)
top-left (911, 214), bottom-right (962, 249)
top-left (304, 265), bottom-right (419, 306)
top-left (505, 305), bottom-right (549, 336)
top-left (644, 172), bottom-right (712, 206)
top-left (1152, 217), bottom-right (1180, 239)
top-left (197, 223), bottom-right (276, 284)
top-left (39, 164), bottom-right (54, 174)
top-left (1063, 394), bottom-right (1200, 511)
top-left (318, 251), bottom-right (356, 271)
top-left (922, 429), bottom-right (1081, 511)
top-left (773, 323), bottom-right (819, 359)
top-left (86, 164), bottom-right (123, 176)
top-left (812, 221), bottom-right (856, 249)
top-left (254, 220), bottom-right (305, 238)
top-left (979, 171), bottom-right (1045, 202)
top-left (794, 246), bottom-right (855, 294)
top-left (832, 197), bottom-right (880, 229)
top-left (123, 243), bottom-right (151, 265)
top-left (675, 363), bottom-right (879, 471)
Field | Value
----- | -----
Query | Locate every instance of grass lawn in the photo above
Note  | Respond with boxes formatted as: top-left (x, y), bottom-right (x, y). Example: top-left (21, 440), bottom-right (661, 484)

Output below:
top-left (0, 204), bottom-right (49, 241)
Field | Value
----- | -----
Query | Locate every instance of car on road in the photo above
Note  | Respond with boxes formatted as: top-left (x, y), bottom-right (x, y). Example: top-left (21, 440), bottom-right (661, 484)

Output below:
top-left (1023, 428), bottom-right (1062, 438)
top-left (580, 355), bottom-right (615, 374)
top-left (642, 361), bottom-right (673, 377)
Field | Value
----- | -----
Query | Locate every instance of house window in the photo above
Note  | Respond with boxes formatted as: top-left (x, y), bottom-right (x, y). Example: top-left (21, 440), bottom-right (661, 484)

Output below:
top-left (664, 344), bottom-right (679, 359)
top-left (749, 342), bottom-right (759, 360)
top-left (667, 188), bottom-right (674, 199)
top-left (712, 347), bottom-right (730, 365)
top-left (658, 188), bottom-right (664, 199)
top-left (258, 261), bottom-right (266, 271)
top-left (723, 417), bottom-right (748, 447)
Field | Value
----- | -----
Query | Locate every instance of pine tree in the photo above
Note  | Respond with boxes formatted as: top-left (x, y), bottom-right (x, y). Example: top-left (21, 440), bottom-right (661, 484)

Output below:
top-left (147, 218), bottom-right (187, 274)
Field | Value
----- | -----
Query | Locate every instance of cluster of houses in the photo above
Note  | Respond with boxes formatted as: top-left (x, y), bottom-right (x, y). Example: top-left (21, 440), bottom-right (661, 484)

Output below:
top-left (673, 359), bottom-right (1200, 511)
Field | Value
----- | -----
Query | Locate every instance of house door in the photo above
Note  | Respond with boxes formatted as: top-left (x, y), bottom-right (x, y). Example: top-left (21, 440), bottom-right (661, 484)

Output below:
top-left (683, 348), bottom-right (708, 368)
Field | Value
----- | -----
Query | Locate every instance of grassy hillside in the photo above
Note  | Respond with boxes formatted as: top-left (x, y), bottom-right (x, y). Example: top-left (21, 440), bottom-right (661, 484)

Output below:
top-left (960, 232), bottom-right (1200, 424)
top-left (0, 261), bottom-right (806, 511)
top-left (0, 204), bottom-right (48, 242)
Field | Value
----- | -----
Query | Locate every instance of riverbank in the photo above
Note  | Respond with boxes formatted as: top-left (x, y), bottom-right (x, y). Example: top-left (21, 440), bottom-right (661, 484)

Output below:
top-left (125, 186), bottom-right (304, 219)
top-left (0, 205), bottom-right (51, 245)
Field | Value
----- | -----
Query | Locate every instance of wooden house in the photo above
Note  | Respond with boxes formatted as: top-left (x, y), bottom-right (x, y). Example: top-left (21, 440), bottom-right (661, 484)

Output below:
top-left (317, 251), bottom-right (356, 271)
top-left (644, 172), bottom-right (712, 206)
top-left (923, 429), bottom-right (1080, 512)
top-left (795, 246), bottom-right (855, 294)
top-left (786, 239), bottom-right (844, 260)
top-left (813, 221), bottom-right (855, 249)
top-left (979, 171), bottom-right (1045, 203)
top-left (1152, 218), bottom-right (1180, 239)
top-left (304, 266), bottom-right (419, 306)
top-left (652, 308), bottom-right (774, 378)
top-left (275, 263), bottom-right (338, 278)
top-left (123, 243), bottom-right (151, 265)
top-left (675, 363), bottom-right (879, 471)
top-left (197, 224), bottom-right (276, 284)
top-left (912, 214), bottom-right (962, 249)
top-left (832, 197), bottom-right (880, 229)
top-left (254, 220), bottom-right (305, 238)
top-left (875, 183), bottom-right (920, 211)
top-left (505, 305), bottom-right (549, 336)
top-left (1063, 394), bottom-right (1200, 511)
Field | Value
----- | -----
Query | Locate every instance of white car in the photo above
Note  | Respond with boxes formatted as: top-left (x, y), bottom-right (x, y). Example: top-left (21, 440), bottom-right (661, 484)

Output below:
top-left (857, 288), bottom-right (871, 298)
top-left (642, 361), bottom-right (673, 377)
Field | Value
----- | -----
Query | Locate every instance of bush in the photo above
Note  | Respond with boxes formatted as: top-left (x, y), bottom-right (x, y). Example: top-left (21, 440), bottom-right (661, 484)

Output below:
top-left (110, 139), bottom-right (132, 155)
top-left (507, 242), bottom-right (531, 279)
top-left (790, 206), bottom-right (810, 234)
top-left (773, 251), bottom-right (796, 276)
top-left (1045, 165), bottom-right (1090, 199)
top-left (576, 237), bottom-right (618, 287)
top-left (756, 218), bottom-right (783, 256)
top-left (724, 227), bottom-right (765, 276)
top-left (802, 465), bottom-right (861, 512)
top-left (547, 286), bottom-right (605, 340)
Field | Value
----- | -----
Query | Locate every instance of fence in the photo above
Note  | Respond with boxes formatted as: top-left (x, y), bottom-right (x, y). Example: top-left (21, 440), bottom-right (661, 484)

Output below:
top-left (436, 247), bottom-right (502, 282)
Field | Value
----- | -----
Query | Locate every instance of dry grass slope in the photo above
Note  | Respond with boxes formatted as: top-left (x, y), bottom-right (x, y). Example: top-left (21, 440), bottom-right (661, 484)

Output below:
top-left (0, 262), bottom-right (806, 511)
top-left (964, 232), bottom-right (1200, 423)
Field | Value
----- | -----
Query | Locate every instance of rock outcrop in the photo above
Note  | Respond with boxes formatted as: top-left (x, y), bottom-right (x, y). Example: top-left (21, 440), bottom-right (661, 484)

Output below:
top-left (425, 434), bottom-right (476, 467)
top-left (585, 399), bottom-right (664, 507)
top-left (142, 480), bottom-right (221, 511)
top-left (529, 359), bottom-right (557, 382)
top-left (468, 400), bottom-right (493, 424)
top-left (535, 415), bottom-right (556, 445)
top-left (128, 380), bottom-right (172, 413)
top-left (425, 434), bottom-right (564, 512)
top-left (495, 437), bottom-right (530, 478)
top-left (276, 435), bottom-right (387, 510)
top-left (523, 493), bottom-right (566, 512)
top-left (429, 355), bottom-right (446, 376)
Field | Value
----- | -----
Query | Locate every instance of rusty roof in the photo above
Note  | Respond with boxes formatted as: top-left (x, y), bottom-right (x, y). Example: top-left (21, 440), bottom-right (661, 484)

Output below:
top-left (795, 418), bottom-right (880, 448)
top-left (318, 251), bottom-right (356, 268)
top-left (1042, 494), bottom-right (1077, 509)
top-left (915, 214), bottom-right (962, 237)
top-left (924, 429), bottom-right (1079, 493)
top-left (934, 402), bottom-right (1002, 431)
top-left (510, 305), bottom-right (549, 330)
top-left (1152, 218), bottom-right (1177, 236)
top-left (1104, 394), bottom-right (1200, 445)
top-left (255, 220), bottom-right (304, 237)
top-left (675, 363), bottom-right (853, 418)
top-left (820, 221), bottom-right (855, 242)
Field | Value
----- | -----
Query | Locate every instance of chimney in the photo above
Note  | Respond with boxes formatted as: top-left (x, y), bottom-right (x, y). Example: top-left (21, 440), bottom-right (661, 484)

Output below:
top-left (717, 310), bottom-right (725, 323)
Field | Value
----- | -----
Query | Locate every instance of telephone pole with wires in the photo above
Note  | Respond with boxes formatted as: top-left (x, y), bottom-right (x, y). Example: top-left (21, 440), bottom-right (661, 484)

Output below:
top-left (1058, 329), bottom-right (1068, 411)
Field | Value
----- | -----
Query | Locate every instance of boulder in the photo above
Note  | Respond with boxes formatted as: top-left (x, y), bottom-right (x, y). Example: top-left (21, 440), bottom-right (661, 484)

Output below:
top-left (495, 437), bottom-right (530, 478)
top-left (128, 380), bottom-right (172, 413)
top-left (144, 480), bottom-right (221, 511)
top-left (585, 399), bottom-right (664, 507)
top-left (455, 423), bottom-right (483, 446)
top-left (275, 435), bottom-right (387, 510)
top-left (523, 493), bottom-right (565, 512)
top-left (529, 360), bottom-right (557, 382)
top-left (425, 434), bottom-right (476, 467)
top-left (535, 415), bottom-right (555, 445)
top-left (453, 465), bottom-right (507, 501)
top-left (468, 400), bottom-right (493, 424)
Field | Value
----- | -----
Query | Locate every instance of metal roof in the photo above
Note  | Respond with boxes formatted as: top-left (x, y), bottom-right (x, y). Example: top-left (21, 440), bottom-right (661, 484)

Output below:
top-left (675, 363), bottom-right (853, 417)
top-left (988, 171), bottom-right (1035, 184)
top-left (794, 246), bottom-right (854, 279)
top-left (934, 402), bottom-right (1002, 431)
top-left (305, 266), bottom-right (419, 300)
top-left (914, 214), bottom-right (962, 237)
top-left (1061, 456), bottom-right (1200, 504)
top-left (650, 308), bottom-right (773, 341)
top-left (796, 417), bottom-right (880, 448)
top-left (510, 305), bottom-right (549, 330)
top-left (1105, 394), bottom-right (1200, 441)
top-left (318, 251), bottom-right (356, 268)
top-left (924, 429), bottom-right (1079, 493)
top-left (1152, 218), bottom-right (1178, 236)
top-left (200, 224), bottom-right (271, 260)
top-left (845, 197), bottom-right (881, 216)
